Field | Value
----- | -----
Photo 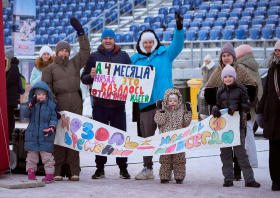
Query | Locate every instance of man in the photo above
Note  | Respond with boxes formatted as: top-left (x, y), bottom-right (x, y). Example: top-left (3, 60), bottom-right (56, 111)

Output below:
top-left (81, 29), bottom-right (131, 179)
top-left (131, 12), bottom-right (185, 180)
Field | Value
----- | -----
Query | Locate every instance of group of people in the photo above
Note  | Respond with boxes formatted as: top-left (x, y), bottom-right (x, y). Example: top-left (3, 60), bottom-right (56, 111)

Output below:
top-left (4, 14), bottom-right (280, 190)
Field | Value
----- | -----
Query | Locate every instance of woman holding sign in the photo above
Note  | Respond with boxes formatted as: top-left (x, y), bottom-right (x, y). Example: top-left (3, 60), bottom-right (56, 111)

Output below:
top-left (131, 12), bottom-right (185, 180)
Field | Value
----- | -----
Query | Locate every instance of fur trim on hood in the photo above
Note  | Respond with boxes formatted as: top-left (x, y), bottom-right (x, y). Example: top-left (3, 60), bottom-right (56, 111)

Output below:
top-left (163, 88), bottom-right (182, 112)
top-left (136, 29), bottom-right (161, 56)
top-left (35, 56), bottom-right (55, 71)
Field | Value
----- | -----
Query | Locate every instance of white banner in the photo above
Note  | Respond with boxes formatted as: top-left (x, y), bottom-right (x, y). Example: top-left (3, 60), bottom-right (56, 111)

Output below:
top-left (91, 62), bottom-right (155, 103)
top-left (54, 109), bottom-right (240, 157)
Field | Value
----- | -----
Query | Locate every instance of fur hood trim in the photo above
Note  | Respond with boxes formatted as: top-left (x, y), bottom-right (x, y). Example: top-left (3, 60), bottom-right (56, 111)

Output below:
top-left (35, 56), bottom-right (55, 71)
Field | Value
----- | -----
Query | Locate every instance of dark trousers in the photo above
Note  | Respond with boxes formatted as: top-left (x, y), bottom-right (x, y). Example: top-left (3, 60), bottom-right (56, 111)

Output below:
top-left (92, 105), bottom-right (127, 169)
top-left (269, 139), bottom-right (280, 185)
top-left (7, 106), bottom-right (15, 142)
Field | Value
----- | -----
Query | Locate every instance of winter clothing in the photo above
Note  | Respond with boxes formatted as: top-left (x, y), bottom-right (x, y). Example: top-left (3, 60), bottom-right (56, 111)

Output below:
top-left (40, 46), bottom-right (53, 58)
top-left (42, 34), bottom-right (90, 177)
top-left (138, 31), bottom-right (158, 54)
top-left (168, 94), bottom-right (178, 101)
top-left (6, 57), bottom-right (20, 107)
top-left (269, 139), bottom-right (280, 186)
top-left (220, 42), bottom-right (236, 59)
top-left (246, 120), bottom-right (258, 167)
top-left (30, 56), bottom-right (55, 86)
top-left (26, 150), bottom-right (55, 174)
top-left (5, 47), bottom-right (14, 59)
top-left (275, 40), bottom-right (280, 50)
top-left (70, 17), bottom-right (85, 36)
top-left (154, 89), bottom-right (192, 180)
top-left (101, 29), bottom-right (116, 41)
top-left (204, 54), bottom-right (212, 62)
top-left (7, 106), bottom-right (15, 142)
top-left (201, 60), bottom-right (217, 87)
top-left (28, 169), bottom-right (37, 180)
top-left (236, 45), bottom-right (252, 60)
top-left (34, 88), bottom-right (48, 96)
top-left (55, 41), bottom-right (71, 55)
top-left (221, 65), bottom-right (236, 80)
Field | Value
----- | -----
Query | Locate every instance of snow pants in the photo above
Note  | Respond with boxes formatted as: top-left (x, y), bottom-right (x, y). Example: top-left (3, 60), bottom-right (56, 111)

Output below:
top-left (26, 150), bottom-right (55, 174)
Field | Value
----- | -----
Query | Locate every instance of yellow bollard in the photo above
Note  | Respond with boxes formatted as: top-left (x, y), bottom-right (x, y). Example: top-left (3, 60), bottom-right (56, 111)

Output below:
top-left (187, 79), bottom-right (202, 120)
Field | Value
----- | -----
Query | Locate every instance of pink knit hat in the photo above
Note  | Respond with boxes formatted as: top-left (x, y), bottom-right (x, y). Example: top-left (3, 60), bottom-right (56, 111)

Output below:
top-left (275, 40), bottom-right (280, 50)
top-left (236, 45), bottom-right (252, 59)
top-left (221, 65), bottom-right (236, 80)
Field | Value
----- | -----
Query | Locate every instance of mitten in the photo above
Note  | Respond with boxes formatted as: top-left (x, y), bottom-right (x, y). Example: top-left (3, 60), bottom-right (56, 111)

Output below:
top-left (211, 106), bottom-right (221, 118)
top-left (70, 17), bottom-right (84, 36)
top-left (148, 65), bottom-right (153, 71)
top-left (256, 114), bottom-right (264, 128)
top-left (228, 104), bottom-right (239, 116)
top-left (55, 103), bottom-right (61, 119)
top-left (43, 125), bottom-right (56, 137)
top-left (28, 96), bottom-right (39, 110)
top-left (156, 99), bottom-right (165, 113)
top-left (185, 102), bottom-right (192, 112)
top-left (175, 11), bottom-right (183, 30)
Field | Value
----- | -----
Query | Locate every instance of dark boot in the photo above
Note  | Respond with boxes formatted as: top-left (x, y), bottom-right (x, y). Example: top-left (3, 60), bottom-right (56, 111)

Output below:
top-left (161, 179), bottom-right (169, 184)
top-left (176, 179), bottom-right (183, 184)
top-left (223, 181), bottom-right (234, 187)
top-left (245, 181), bottom-right (261, 188)
top-left (92, 168), bottom-right (105, 179)
top-left (120, 168), bottom-right (131, 179)
top-left (272, 183), bottom-right (280, 191)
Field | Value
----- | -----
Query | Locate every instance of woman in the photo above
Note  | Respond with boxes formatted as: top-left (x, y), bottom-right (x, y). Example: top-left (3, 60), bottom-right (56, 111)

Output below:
top-left (201, 54), bottom-right (217, 87)
top-left (256, 40), bottom-right (280, 191)
top-left (5, 48), bottom-right (20, 144)
top-left (30, 46), bottom-right (54, 86)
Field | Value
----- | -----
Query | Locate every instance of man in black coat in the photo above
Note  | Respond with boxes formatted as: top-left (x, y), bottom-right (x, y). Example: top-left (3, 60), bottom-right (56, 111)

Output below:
top-left (81, 29), bottom-right (131, 179)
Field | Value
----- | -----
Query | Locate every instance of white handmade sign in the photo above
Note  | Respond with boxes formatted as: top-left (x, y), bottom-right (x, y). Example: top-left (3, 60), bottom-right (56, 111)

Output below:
top-left (54, 109), bottom-right (240, 157)
top-left (91, 62), bottom-right (155, 103)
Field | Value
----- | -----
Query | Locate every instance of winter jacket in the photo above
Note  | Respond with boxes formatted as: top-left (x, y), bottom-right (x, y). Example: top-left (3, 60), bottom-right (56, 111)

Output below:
top-left (131, 28), bottom-right (185, 110)
top-left (30, 56), bottom-right (55, 86)
top-left (22, 81), bottom-right (57, 153)
top-left (257, 53), bottom-right (280, 140)
top-left (201, 60), bottom-right (218, 87)
top-left (216, 82), bottom-right (251, 130)
top-left (81, 44), bottom-right (131, 107)
top-left (42, 34), bottom-right (90, 104)
top-left (154, 89), bottom-right (192, 134)
top-left (6, 57), bottom-right (20, 107)
top-left (237, 54), bottom-right (263, 121)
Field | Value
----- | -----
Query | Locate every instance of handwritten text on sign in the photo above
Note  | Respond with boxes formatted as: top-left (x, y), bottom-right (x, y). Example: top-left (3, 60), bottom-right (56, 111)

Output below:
top-left (54, 109), bottom-right (240, 157)
top-left (91, 62), bottom-right (155, 103)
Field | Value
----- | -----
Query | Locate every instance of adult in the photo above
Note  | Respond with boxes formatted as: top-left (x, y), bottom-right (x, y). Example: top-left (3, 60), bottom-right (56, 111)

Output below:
top-left (256, 40), bottom-right (280, 191)
top-left (131, 12), bottom-right (185, 180)
top-left (30, 46), bottom-right (54, 86)
top-left (236, 45), bottom-right (263, 168)
top-left (5, 48), bottom-right (19, 144)
top-left (201, 54), bottom-right (217, 87)
top-left (42, 18), bottom-right (90, 181)
top-left (81, 29), bottom-right (131, 179)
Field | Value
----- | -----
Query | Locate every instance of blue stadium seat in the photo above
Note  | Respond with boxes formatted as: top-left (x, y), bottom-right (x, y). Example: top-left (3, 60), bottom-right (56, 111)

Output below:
top-left (130, 23), bottom-right (140, 33)
top-left (81, 0), bottom-right (90, 4)
top-left (96, 18), bottom-right (104, 30)
top-left (266, 15), bottom-right (279, 26)
top-left (115, 32), bottom-right (124, 43)
top-left (49, 20), bottom-right (58, 28)
top-left (140, 23), bottom-right (150, 31)
top-left (168, 22), bottom-right (176, 29)
top-left (276, 27), bottom-right (280, 39)
top-left (63, 27), bottom-right (72, 36)
top-left (184, 13), bottom-right (193, 20)
top-left (3, 15), bottom-right (8, 22)
top-left (158, 7), bottom-right (168, 16)
top-left (183, 0), bottom-right (193, 9)
top-left (252, 19), bottom-right (263, 26)
top-left (219, 9), bottom-right (230, 19)
top-left (110, 10), bottom-right (118, 22)
top-left (270, 1), bottom-right (279, 8)
top-left (45, 13), bottom-right (54, 21)
top-left (249, 27), bottom-right (261, 39)
top-left (258, 2), bottom-right (267, 8)
top-left (211, 1), bottom-right (222, 11)
top-left (254, 10), bottom-right (265, 17)
top-left (203, 19), bottom-right (214, 28)
top-left (57, 6), bottom-right (66, 14)
top-left (135, 31), bottom-right (141, 42)
top-left (180, 5), bottom-right (190, 16)
top-left (82, 11), bottom-right (91, 19)
top-left (99, 0), bottom-right (108, 3)
top-left (54, 13), bottom-right (63, 20)
top-left (262, 27), bottom-right (274, 39)
top-left (92, 10), bottom-right (102, 17)
top-left (65, 36), bottom-right (74, 44)
top-left (155, 29), bottom-right (163, 41)
top-left (144, 16), bottom-right (154, 25)
top-left (169, 6), bottom-right (179, 15)
top-left (58, 20), bottom-right (68, 28)
top-left (76, 5), bottom-right (85, 12)
top-left (230, 8), bottom-right (242, 19)
top-left (182, 20), bottom-right (190, 29)
top-left (46, 27), bottom-right (54, 35)
top-left (221, 4), bottom-right (230, 10)
top-left (39, 7), bottom-right (48, 14)
top-left (35, 35), bottom-right (40, 45)
top-left (165, 14), bottom-right (175, 25)
top-left (44, 0), bottom-right (52, 7)
top-left (36, 1), bottom-right (43, 7)
top-left (265, 24), bottom-right (276, 32)
top-left (235, 28), bottom-right (247, 39)
top-left (173, 0), bottom-right (182, 7)
top-left (73, 11), bottom-right (82, 20)
top-left (222, 28), bottom-right (234, 40)
top-left (66, 5), bottom-right (75, 13)
top-left (163, 31), bottom-right (172, 41)
top-left (52, 0), bottom-right (61, 6)
top-left (233, 2), bottom-right (244, 10)
top-left (193, 0), bottom-right (203, 10)
top-left (215, 17), bottom-right (227, 28)
top-left (154, 15), bottom-right (164, 27)
top-left (36, 6), bottom-right (40, 15)
top-left (89, 17), bottom-right (97, 29)
top-left (39, 21), bottom-right (49, 29)
top-left (151, 22), bottom-right (161, 31)
top-left (207, 10), bottom-right (218, 19)
top-left (85, 4), bottom-right (95, 12)
top-left (268, 9), bottom-right (279, 16)
top-left (196, 10), bottom-right (207, 20)
top-left (239, 19), bottom-right (249, 26)
top-left (123, 1), bottom-right (132, 14)
top-left (71, 0), bottom-right (79, 4)
top-left (186, 30), bottom-right (197, 41)
top-left (198, 30), bottom-right (209, 40)
top-left (123, 32), bottom-right (134, 43)
top-left (39, 36), bottom-right (48, 45)
top-left (37, 15), bottom-right (45, 22)
top-left (3, 29), bottom-right (10, 37)
top-left (210, 28), bottom-right (221, 40)
top-left (62, 0), bottom-right (72, 5)
top-left (199, 5), bottom-right (210, 12)
top-left (245, 2), bottom-right (256, 9)
top-left (191, 19), bottom-right (202, 28)
top-left (4, 38), bottom-right (12, 46)
top-left (105, 1), bottom-right (115, 9)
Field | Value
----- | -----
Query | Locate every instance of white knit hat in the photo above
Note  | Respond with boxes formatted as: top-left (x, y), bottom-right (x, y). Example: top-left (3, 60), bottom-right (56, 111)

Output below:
top-left (168, 94), bottom-right (178, 101)
top-left (139, 31), bottom-right (158, 54)
top-left (40, 46), bottom-right (53, 58)
top-left (204, 54), bottom-right (212, 61)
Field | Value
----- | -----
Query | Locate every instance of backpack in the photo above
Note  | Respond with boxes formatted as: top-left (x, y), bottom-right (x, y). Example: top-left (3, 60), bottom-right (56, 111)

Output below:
top-left (18, 74), bottom-right (26, 95)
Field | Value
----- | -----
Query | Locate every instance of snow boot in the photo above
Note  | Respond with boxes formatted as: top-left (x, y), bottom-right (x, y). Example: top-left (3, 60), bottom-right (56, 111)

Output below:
top-left (42, 174), bottom-right (54, 184)
top-left (28, 169), bottom-right (37, 181)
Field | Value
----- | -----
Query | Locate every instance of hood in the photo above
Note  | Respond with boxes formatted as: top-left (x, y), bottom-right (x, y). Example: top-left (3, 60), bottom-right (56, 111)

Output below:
top-left (163, 88), bottom-right (182, 111)
top-left (35, 56), bottom-right (55, 71)
top-left (136, 29), bottom-right (161, 56)
top-left (11, 57), bottom-right (19, 65)
top-left (236, 54), bottom-right (259, 72)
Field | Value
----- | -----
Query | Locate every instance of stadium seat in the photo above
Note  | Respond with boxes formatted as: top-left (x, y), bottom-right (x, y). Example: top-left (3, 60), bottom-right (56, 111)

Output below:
top-left (45, 13), bottom-right (54, 21)
top-left (39, 21), bottom-right (49, 29)
top-left (46, 27), bottom-right (54, 35)
top-left (180, 5), bottom-right (190, 16)
top-left (130, 23), bottom-right (140, 34)
top-left (173, 0), bottom-right (182, 7)
top-left (215, 17), bottom-right (227, 28)
top-left (62, 0), bottom-right (72, 5)
top-left (154, 15), bottom-right (164, 27)
top-left (110, 10), bottom-right (118, 22)
top-left (81, 0), bottom-right (90, 4)
top-left (186, 30), bottom-right (197, 41)
top-left (92, 10), bottom-right (102, 17)
top-left (57, 6), bottom-right (66, 13)
top-left (165, 14), bottom-right (175, 25)
top-left (210, 28), bottom-right (221, 40)
top-left (82, 11), bottom-right (91, 19)
top-left (155, 29), bottom-right (163, 41)
top-left (85, 4), bottom-right (95, 12)
top-left (151, 22), bottom-right (161, 31)
top-left (96, 18), bottom-right (104, 30)
top-left (123, 1), bottom-right (132, 14)
top-left (207, 10), bottom-right (218, 19)
top-left (226, 20), bottom-right (237, 28)
top-left (254, 10), bottom-right (265, 17)
top-left (168, 22), bottom-right (176, 29)
top-left (198, 30), bottom-right (209, 40)
top-left (89, 17), bottom-right (97, 29)
top-left (44, 0), bottom-right (52, 7)
top-left (144, 16), bottom-right (154, 25)
top-left (123, 32), bottom-right (134, 43)
top-left (76, 5), bottom-right (85, 12)
top-left (3, 29), bottom-right (10, 37)
top-left (266, 15), bottom-right (279, 26)
top-left (199, 4), bottom-right (210, 12)
top-left (191, 19), bottom-right (202, 28)
top-left (276, 27), bottom-right (280, 39)
top-left (135, 31), bottom-right (141, 42)
top-left (235, 28), bottom-right (247, 39)
top-left (221, 4), bottom-right (230, 10)
top-left (36, 1), bottom-right (43, 7)
top-left (219, 9), bottom-right (230, 19)
top-left (66, 5), bottom-right (75, 13)
top-left (73, 12), bottom-right (82, 20)
top-left (64, 27), bottom-right (73, 35)
top-left (115, 32), bottom-right (124, 43)
top-left (163, 31), bottom-right (172, 41)
top-left (262, 27), bottom-right (274, 39)
top-left (233, 2), bottom-right (244, 10)
top-left (252, 19), bottom-right (263, 26)
top-left (222, 29), bottom-right (234, 40)
top-left (249, 27), bottom-right (261, 39)
top-left (169, 6), bottom-right (179, 15)
top-left (39, 36), bottom-right (48, 45)
top-left (52, 0), bottom-right (61, 6)
top-left (196, 10), bottom-right (207, 20)
top-left (183, 0), bottom-right (193, 9)
top-left (140, 23), bottom-right (150, 31)
top-left (258, 1), bottom-right (267, 8)
top-left (48, 35), bottom-right (58, 44)
top-left (158, 7), bottom-right (168, 16)
top-left (4, 37), bottom-right (12, 46)
top-left (270, 1), bottom-right (279, 8)
top-left (230, 9), bottom-right (242, 19)
top-left (37, 15), bottom-right (45, 22)
top-left (193, 0), bottom-right (203, 10)
top-left (211, 1), bottom-right (222, 11)
top-left (71, 0), bottom-right (79, 4)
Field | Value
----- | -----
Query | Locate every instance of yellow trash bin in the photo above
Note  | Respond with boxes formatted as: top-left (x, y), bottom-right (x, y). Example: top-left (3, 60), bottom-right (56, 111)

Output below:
top-left (187, 79), bottom-right (202, 120)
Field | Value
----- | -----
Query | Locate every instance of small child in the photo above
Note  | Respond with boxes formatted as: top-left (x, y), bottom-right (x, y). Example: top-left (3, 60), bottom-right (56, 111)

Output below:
top-left (154, 88), bottom-right (192, 184)
top-left (22, 81), bottom-right (57, 183)
top-left (211, 65), bottom-right (260, 188)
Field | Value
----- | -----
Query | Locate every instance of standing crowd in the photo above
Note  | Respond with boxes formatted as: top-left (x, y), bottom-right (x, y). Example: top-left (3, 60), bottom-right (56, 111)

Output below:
top-left (5, 15), bottom-right (280, 191)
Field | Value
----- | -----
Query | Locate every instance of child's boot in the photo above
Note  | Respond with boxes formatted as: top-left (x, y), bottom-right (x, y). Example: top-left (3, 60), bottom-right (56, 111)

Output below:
top-left (28, 169), bottom-right (37, 180)
top-left (42, 174), bottom-right (54, 184)
top-left (160, 179), bottom-right (169, 184)
top-left (176, 179), bottom-right (183, 184)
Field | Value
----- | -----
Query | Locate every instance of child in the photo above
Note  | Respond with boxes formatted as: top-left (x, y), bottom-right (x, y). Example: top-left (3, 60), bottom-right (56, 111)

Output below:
top-left (211, 65), bottom-right (260, 188)
top-left (154, 88), bottom-right (192, 184)
top-left (22, 81), bottom-right (57, 183)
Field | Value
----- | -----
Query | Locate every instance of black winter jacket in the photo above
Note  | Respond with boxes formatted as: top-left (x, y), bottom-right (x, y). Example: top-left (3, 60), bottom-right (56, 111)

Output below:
top-left (257, 60), bottom-right (280, 140)
top-left (81, 45), bottom-right (131, 107)
top-left (216, 82), bottom-right (251, 130)
top-left (6, 57), bottom-right (20, 108)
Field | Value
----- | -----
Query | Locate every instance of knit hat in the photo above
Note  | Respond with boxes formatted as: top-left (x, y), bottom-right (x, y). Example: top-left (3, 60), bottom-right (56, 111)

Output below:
top-left (139, 31), bottom-right (158, 54)
top-left (34, 88), bottom-right (48, 96)
top-left (5, 47), bottom-right (14, 59)
top-left (204, 54), bottom-right (212, 61)
top-left (168, 94), bottom-right (178, 101)
top-left (101, 29), bottom-right (116, 41)
top-left (220, 42), bottom-right (236, 59)
top-left (55, 41), bottom-right (71, 55)
top-left (236, 45), bottom-right (252, 59)
top-left (221, 65), bottom-right (236, 80)
top-left (275, 40), bottom-right (280, 50)
top-left (40, 46), bottom-right (53, 58)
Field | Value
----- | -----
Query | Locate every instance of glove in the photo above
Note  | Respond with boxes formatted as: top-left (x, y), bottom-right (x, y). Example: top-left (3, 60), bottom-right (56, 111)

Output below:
top-left (211, 106), bottom-right (221, 118)
top-left (185, 102), bottom-right (192, 112)
top-left (175, 11), bottom-right (183, 30)
top-left (156, 99), bottom-right (165, 113)
top-left (228, 104), bottom-right (239, 116)
top-left (43, 125), bottom-right (56, 137)
top-left (70, 17), bottom-right (84, 36)
top-left (148, 65), bottom-right (153, 71)
top-left (55, 103), bottom-right (61, 119)
top-left (256, 114), bottom-right (264, 129)
top-left (28, 96), bottom-right (40, 110)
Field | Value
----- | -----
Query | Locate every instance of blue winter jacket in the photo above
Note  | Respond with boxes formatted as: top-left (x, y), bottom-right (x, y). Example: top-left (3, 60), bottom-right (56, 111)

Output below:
top-left (131, 28), bottom-right (185, 110)
top-left (22, 81), bottom-right (57, 153)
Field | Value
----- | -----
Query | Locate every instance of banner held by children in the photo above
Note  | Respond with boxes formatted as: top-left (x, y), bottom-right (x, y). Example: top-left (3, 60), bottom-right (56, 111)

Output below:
top-left (91, 62), bottom-right (155, 103)
top-left (54, 109), bottom-right (240, 157)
